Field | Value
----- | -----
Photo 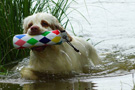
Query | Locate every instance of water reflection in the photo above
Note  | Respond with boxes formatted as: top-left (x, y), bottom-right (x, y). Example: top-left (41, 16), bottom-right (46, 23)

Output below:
top-left (0, 81), bottom-right (95, 90)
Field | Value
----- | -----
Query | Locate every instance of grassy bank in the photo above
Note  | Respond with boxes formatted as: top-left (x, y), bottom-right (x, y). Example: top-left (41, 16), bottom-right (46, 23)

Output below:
top-left (0, 0), bottom-right (74, 73)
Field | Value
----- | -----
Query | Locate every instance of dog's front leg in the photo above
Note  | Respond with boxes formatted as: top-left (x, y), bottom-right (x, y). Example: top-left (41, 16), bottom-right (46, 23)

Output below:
top-left (20, 67), bottom-right (38, 80)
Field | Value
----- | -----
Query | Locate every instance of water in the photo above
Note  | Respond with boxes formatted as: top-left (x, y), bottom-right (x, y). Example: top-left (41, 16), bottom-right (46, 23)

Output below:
top-left (1, 0), bottom-right (135, 90)
top-left (0, 79), bottom-right (94, 90)
top-left (0, 74), bottom-right (135, 90)
top-left (67, 0), bottom-right (135, 74)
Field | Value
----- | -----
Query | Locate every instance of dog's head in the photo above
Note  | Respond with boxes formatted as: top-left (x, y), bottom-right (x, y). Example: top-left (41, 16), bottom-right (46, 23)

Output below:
top-left (23, 12), bottom-right (65, 34)
top-left (23, 12), bottom-right (72, 52)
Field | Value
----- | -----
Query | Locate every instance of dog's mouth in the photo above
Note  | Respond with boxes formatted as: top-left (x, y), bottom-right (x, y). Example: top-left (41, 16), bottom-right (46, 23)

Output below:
top-left (31, 46), bottom-right (46, 52)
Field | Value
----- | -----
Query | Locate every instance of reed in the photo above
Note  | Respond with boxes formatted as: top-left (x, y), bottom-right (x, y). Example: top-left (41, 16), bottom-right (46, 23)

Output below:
top-left (0, 0), bottom-right (31, 72)
top-left (0, 0), bottom-right (74, 73)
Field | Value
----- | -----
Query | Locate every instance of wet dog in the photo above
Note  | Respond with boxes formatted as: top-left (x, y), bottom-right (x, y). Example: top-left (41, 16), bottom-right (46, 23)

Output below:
top-left (21, 12), bottom-right (102, 80)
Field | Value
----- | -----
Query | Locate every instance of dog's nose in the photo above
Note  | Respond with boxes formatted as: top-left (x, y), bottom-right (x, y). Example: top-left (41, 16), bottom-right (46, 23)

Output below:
top-left (31, 26), bottom-right (39, 32)
top-left (30, 26), bottom-right (40, 35)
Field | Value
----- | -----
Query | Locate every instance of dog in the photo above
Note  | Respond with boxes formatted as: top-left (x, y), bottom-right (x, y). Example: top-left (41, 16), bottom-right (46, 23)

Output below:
top-left (21, 12), bottom-right (102, 80)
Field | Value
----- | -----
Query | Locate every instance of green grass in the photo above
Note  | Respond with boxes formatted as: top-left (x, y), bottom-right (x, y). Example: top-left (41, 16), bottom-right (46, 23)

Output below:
top-left (0, 0), bottom-right (75, 73)
top-left (0, 0), bottom-right (32, 72)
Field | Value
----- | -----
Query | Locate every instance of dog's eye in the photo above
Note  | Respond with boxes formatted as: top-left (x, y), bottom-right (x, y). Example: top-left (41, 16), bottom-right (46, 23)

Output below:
top-left (28, 23), bottom-right (33, 28)
top-left (41, 20), bottom-right (49, 27)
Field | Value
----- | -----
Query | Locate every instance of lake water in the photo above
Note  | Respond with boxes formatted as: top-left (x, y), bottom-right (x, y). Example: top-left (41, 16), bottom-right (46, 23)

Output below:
top-left (1, 0), bottom-right (135, 90)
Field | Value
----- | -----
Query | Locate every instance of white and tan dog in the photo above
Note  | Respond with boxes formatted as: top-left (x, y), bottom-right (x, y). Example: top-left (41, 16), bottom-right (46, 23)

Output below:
top-left (21, 12), bottom-right (102, 80)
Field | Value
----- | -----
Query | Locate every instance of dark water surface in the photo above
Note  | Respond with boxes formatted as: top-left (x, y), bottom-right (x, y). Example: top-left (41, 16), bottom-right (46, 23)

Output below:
top-left (0, 79), bottom-right (94, 90)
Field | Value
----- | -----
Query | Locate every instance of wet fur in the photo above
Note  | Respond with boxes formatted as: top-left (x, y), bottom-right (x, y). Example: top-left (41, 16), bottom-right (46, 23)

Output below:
top-left (21, 12), bottom-right (102, 80)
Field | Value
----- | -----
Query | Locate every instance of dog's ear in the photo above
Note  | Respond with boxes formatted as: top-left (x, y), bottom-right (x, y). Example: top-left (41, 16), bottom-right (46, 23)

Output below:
top-left (50, 21), bottom-right (63, 31)
top-left (22, 18), bottom-right (28, 34)
top-left (23, 28), bottom-right (27, 34)
top-left (50, 18), bottom-right (72, 42)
